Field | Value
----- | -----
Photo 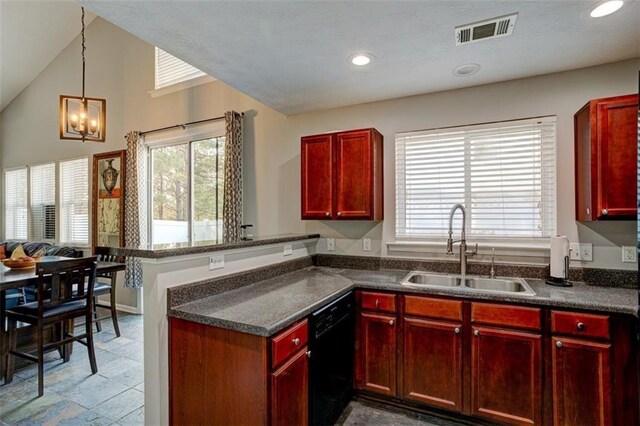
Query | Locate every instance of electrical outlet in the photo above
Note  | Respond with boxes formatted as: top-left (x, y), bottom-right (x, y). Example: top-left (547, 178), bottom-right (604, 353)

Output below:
top-left (283, 244), bottom-right (293, 256)
top-left (363, 238), bottom-right (371, 252)
top-left (209, 255), bottom-right (224, 270)
top-left (327, 238), bottom-right (335, 251)
top-left (622, 246), bottom-right (637, 263)
top-left (569, 243), bottom-right (593, 262)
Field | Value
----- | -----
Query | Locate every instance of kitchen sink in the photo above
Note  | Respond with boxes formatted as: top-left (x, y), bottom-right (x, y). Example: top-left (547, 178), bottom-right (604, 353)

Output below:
top-left (403, 272), bottom-right (462, 287)
top-left (401, 272), bottom-right (535, 296)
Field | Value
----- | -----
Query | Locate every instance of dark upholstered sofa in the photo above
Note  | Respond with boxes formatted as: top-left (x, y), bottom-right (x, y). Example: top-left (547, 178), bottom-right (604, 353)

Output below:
top-left (2, 241), bottom-right (84, 308)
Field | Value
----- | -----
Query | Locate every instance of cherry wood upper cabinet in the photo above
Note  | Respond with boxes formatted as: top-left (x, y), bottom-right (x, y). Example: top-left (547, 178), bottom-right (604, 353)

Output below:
top-left (552, 337), bottom-right (612, 426)
top-left (301, 134), bottom-right (333, 219)
top-left (301, 128), bottom-right (383, 220)
top-left (574, 94), bottom-right (638, 221)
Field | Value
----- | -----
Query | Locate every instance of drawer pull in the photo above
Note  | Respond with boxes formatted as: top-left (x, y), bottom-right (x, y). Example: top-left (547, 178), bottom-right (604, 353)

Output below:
top-left (454, 327), bottom-right (461, 334)
top-left (576, 322), bottom-right (585, 331)
top-left (292, 338), bottom-right (300, 346)
top-left (389, 320), bottom-right (394, 326)
top-left (375, 299), bottom-right (380, 308)
top-left (474, 330), bottom-right (480, 336)
top-left (602, 209), bottom-right (608, 216)
top-left (325, 212), bottom-right (330, 217)
top-left (337, 211), bottom-right (342, 216)
top-left (556, 341), bottom-right (563, 348)
top-left (306, 350), bottom-right (311, 358)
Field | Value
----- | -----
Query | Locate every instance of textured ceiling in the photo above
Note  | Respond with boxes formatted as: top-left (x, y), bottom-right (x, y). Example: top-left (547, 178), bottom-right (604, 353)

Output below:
top-left (0, 1), bottom-right (96, 111)
top-left (82, 1), bottom-right (639, 115)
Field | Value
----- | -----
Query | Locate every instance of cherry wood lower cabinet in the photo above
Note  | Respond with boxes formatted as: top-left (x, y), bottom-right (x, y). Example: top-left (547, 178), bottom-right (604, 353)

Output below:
top-left (552, 337), bottom-right (611, 426)
top-left (169, 317), bottom-right (308, 426)
top-left (270, 348), bottom-right (309, 426)
top-left (355, 311), bottom-right (397, 396)
top-left (471, 326), bottom-right (542, 425)
top-left (402, 317), bottom-right (463, 411)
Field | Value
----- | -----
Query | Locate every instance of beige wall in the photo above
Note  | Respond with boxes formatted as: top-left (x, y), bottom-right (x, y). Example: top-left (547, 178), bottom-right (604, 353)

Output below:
top-left (0, 17), bottom-right (637, 307)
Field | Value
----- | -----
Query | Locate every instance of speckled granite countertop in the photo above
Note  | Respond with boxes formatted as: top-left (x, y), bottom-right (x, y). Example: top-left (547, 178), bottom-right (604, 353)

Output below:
top-left (168, 266), bottom-right (638, 337)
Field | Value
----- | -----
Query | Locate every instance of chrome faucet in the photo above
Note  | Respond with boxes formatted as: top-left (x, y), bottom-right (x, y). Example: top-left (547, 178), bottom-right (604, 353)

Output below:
top-left (446, 203), bottom-right (477, 276)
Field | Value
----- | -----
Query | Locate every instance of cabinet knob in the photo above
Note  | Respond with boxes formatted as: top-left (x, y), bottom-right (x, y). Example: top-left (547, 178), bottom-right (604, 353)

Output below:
top-left (454, 327), bottom-right (461, 334)
top-left (375, 299), bottom-right (380, 308)
top-left (576, 322), bottom-right (585, 331)
top-left (556, 341), bottom-right (563, 348)
top-left (389, 320), bottom-right (394, 326)
top-left (474, 330), bottom-right (480, 337)
top-left (306, 350), bottom-right (312, 358)
top-left (337, 211), bottom-right (342, 216)
top-left (602, 209), bottom-right (608, 216)
top-left (292, 338), bottom-right (300, 346)
top-left (586, 208), bottom-right (590, 216)
top-left (325, 212), bottom-right (330, 217)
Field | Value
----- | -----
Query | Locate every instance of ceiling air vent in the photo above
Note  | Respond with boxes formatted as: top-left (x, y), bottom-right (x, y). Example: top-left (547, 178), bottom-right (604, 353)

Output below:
top-left (455, 13), bottom-right (518, 46)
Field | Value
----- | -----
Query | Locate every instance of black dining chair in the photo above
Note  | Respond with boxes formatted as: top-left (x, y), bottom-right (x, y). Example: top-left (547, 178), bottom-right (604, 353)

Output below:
top-left (92, 247), bottom-right (122, 337)
top-left (4, 257), bottom-right (99, 397)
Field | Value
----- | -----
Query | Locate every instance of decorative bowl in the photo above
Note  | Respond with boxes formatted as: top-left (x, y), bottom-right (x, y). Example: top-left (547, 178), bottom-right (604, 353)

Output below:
top-left (2, 257), bottom-right (36, 270)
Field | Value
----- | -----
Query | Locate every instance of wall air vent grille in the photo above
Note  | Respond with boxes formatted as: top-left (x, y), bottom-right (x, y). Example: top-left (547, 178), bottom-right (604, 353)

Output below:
top-left (455, 13), bottom-right (518, 46)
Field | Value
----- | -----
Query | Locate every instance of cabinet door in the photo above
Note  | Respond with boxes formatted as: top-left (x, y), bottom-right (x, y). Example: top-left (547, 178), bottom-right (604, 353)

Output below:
top-left (301, 134), bottom-right (333, 219)
top-left (335, 130), bottom-right (373, 219)
top-left (356, 311), bottom-right (397, 396)
top-left (402, 317), bottom-right (462, 411)
top-left (471, 326), bottom-right (542, 425)
top-left (270, 348), bottom-right (309, 426)
top-left (596, 95), bottom-right (637, 218)
top-left (552, 337), bottom-right (612, 426)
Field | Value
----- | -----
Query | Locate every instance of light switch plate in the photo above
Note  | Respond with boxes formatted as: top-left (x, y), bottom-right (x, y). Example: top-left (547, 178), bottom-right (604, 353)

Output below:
top-left (327, 238), bottom-right (335, 251)
top-left (569, 243), bottom-right (593, 262)
top-left (363, 238), bottom-right (372, 252)
top-left (622, 246), bottom-right (637, 263)
top-left (209, 255), bottom-right (224, 270)
top-left (283, 244), bottom-right (293, 256)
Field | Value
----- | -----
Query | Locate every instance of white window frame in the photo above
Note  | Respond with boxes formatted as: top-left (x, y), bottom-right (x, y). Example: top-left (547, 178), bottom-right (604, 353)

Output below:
top-left (59, 157), bottom-right (90, 246)
top-left (29, 162), bottom-right (57, 242)
top-left (145, 120), bottom-right (226, 246)
top-left (4, 166), bottom-right (28, 241)
top-left (394, 116), bottom-right (557, 249)
top-left (150, 47), bottom-right (216, 98)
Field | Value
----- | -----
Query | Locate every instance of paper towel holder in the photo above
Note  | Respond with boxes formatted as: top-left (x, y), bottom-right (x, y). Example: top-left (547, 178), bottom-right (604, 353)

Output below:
top-left (546, 255), bottom-right (572, 287)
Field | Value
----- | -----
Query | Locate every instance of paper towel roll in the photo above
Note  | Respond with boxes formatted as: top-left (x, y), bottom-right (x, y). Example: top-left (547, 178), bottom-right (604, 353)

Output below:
top-left (550, 236), bottom-right (570, 279)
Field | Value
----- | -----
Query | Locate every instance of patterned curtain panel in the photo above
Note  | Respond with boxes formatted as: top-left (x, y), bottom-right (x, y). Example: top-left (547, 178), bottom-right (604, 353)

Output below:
top-left (223, 111), bottom-right (243, 242)
top-left (124, 131), bottom-right (148, 288)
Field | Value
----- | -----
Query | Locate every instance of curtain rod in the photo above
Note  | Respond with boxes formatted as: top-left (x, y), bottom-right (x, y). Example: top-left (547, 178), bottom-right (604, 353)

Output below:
top-left (131, 112), bottom-right (245, 138)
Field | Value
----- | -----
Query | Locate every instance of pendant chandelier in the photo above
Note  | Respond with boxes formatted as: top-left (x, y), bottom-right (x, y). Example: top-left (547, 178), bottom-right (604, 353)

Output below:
top-left (59, 7), bottom-right (106, 142)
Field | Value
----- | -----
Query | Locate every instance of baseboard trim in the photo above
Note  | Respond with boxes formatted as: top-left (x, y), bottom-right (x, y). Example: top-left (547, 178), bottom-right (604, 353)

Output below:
top-left (96, 299), bottom-right (142, 315)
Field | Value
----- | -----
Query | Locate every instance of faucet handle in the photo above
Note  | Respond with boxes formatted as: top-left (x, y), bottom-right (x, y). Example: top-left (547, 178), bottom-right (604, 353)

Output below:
top-left (467, 243), bottom-right (478, 256)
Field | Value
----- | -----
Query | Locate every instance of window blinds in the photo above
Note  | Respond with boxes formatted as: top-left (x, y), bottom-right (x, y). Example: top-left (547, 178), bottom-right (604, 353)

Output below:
top-left (4, 168), bottom-right (28, 240)
top-left (30, 163), bottom-right (56, 240)
top-left (155, 48), bottom-right (205, 89)
top-left (396, 117), bottom-right (557, 240)
top-left (59, 158), bottom-right (89, 245)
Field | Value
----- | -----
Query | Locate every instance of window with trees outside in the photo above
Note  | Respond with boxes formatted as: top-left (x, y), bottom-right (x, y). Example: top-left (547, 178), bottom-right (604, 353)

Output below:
top-left (150, 136), bottom-right (225, 246)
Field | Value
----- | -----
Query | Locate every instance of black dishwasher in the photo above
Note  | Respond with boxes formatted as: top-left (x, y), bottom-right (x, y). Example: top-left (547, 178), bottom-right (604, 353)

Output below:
top-left (309, 291), bottom-right (354, 425)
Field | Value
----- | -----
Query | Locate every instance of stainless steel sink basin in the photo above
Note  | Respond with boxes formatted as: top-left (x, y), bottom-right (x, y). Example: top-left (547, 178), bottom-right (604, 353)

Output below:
top-left (401, 272), bottom-right (535, 296)
top-left (465, 277), bottom-right (535, 296)
top-left (403, 272), bottom-right (461, 287)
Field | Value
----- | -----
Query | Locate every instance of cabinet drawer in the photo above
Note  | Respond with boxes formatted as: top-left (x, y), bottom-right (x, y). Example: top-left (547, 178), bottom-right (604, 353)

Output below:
top-left (271, 319), bottom-right (308, 369)
top-left (551, 311), bottom-right (610, 340)
top-left (360, 291), bottom-right (397, 313)
top-left (471, 302), bottom-right (541, 331)
top-left (404, 295), bottom-right (462, 321)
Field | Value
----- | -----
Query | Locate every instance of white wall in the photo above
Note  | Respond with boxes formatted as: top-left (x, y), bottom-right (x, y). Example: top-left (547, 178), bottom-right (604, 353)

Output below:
top-left (1, 18), bottom-right (637, 295)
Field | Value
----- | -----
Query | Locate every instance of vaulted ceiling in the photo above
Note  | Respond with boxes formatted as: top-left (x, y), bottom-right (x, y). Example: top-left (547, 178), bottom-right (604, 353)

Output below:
top-left (0, 1), bottom-right (96, 111)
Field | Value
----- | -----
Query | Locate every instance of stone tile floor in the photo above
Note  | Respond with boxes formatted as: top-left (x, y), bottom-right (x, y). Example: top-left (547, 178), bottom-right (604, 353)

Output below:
top-left (338, 401), bottom-right (468, 426)
top-left (0, 311), bottom-right (144, 426)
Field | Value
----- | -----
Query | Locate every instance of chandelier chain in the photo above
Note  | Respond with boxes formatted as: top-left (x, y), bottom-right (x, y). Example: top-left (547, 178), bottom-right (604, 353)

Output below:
top-left (81, 7), bottom-right (86, 99)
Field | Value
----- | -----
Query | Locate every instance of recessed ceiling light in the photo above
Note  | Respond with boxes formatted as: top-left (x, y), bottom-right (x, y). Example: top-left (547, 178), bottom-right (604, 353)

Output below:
top-left (453, 63), bottom-right (481, 77)
top-left (590, 0), bottom-right (624, 17)
top-left (348, 53), bottom-right (374, 66)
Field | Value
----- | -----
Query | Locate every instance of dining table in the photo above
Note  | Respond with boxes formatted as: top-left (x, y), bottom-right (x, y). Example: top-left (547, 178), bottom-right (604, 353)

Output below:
top-left (0, 256), bottom-right (127, 379)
